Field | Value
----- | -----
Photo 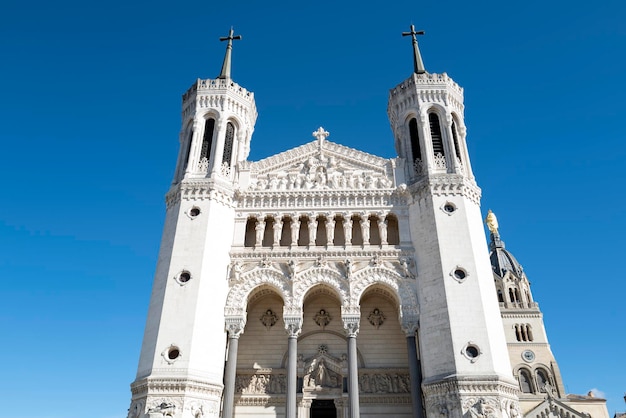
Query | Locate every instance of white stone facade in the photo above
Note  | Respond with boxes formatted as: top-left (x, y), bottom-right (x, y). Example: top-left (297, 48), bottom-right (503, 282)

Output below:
top-left (128, 48), bottom-right (607, 418)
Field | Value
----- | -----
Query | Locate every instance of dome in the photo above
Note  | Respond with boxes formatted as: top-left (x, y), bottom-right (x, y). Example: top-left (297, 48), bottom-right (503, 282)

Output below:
top-left (489, 233), bottom-right (524, 278)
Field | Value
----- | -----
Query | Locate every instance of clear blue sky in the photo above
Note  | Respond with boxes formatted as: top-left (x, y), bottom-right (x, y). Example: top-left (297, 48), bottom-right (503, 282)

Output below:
top-left (1, 0), bottom-right (624, 417)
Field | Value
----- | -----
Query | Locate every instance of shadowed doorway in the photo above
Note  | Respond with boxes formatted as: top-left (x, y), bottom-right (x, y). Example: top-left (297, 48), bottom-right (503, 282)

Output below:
top-left (310, 399), bottom-right (337, 418)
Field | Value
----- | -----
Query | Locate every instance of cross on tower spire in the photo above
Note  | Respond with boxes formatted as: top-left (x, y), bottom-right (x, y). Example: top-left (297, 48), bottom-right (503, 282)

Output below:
top-left (402, 24), bottom-right (426, 74)
top-left (217, 27), bottom-right (242, 79)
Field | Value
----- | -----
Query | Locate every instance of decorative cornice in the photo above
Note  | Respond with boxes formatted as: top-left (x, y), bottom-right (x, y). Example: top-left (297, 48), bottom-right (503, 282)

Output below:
top-left (409, 174), bottom-right (481, 205)
top-left (166, 178), bottom-right (236, 208)
top-left (130, 377), bottom-right (223, 397)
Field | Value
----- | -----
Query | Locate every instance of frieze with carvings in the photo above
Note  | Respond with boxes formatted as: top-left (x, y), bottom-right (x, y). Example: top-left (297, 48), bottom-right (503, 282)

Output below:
top-left (246, 138), bottom-right (395, 194)
top-left (358, 370), bottom-right (411, 394)
top-left (235, 372), bottom-right (287, 394)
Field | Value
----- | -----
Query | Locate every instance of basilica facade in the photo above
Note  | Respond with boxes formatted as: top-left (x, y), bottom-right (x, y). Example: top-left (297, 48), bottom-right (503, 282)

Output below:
top-left (127, 29), bottom-right (609, 418)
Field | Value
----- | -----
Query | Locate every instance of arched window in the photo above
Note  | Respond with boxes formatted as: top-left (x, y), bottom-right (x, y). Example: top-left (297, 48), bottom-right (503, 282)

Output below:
top-left (429, 113), bottom-right (445, 156)
top-left (509, 288), bottom-right (515, 303)
top-left (536, 369), bottom-right (550, 392)
top-left (409, 118), bottom-right (422, 162)
top-left (519, 369), bottom-right (533, 393)
top-left (222, 122), bottom-right (235, 166)
top-left (515, 325), bottom-right (522, 342)
top-left (201, 119), bottom-right (215, 161)
top-left (385, 215), bottom-right (400, 245)
top-left (527, 325), bottom-right (534, 342)
top-left (451, 120), bottom-right (462, 160)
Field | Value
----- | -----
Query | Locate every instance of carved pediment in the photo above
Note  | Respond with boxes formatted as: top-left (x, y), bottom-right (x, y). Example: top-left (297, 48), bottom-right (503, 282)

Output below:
top-left (302, 346), bottom-right (346, 390)
top-left (247, 139), bottom-right (394, 192)
top-left (523, 397), bottom-right (590, 418)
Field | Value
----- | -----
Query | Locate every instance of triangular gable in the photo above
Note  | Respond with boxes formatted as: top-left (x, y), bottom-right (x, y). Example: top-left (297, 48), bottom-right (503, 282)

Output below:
top-left (247, 140), bottom-right (395, 191)
top-left (524, 397), bottom-right (589, 418)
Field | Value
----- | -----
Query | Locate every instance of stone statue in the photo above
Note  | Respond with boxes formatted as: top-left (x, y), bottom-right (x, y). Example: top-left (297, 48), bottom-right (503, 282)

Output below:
top-left (290, 217), bottom-right (300, 246)
top-left (273, 218), bottom-right (283, 246)
top-left (308, 217), bottom-right (318, 245)
top-left (325, 216), bottom-right (335, 245)
top-left (485, 210), bottom-right (498, 234)
top-left (360, 216), bottom-right (370, 244)
top-left (255, 219), bottom-right (265, 246)
top-left (379, 217), bottom-right (388, 244)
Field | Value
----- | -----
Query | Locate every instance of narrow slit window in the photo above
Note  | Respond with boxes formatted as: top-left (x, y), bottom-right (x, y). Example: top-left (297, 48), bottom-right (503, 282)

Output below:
top-left (183, 128), bottom-right (194, 171)
top-left (429, 113), bottom-right (445, 156)
top-left (201, 119), bottom-right (215, 160)
top-left (451, 120), bottom-right (462, 160)
top-left (222, 122), bottom-right (235, 166)
top-left (409, 118), bottom-right (422, 161)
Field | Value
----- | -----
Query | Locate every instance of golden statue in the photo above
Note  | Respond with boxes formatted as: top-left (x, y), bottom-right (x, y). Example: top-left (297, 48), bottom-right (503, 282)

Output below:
top-left (485, 210), bottom-right (499, 234)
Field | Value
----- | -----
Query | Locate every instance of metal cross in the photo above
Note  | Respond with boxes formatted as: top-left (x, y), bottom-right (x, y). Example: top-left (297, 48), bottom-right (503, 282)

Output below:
top-left (402, 24), bottom-right (426, 74)
top-left (217, 27), bottom-right (242, 79)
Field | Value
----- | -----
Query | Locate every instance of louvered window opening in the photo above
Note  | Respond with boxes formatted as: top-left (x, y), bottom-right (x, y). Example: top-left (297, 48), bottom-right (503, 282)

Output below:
top-left (429, 113), bottom-right (445, 156)
top-left (222, 122), bottom-right (235, 165)
top-left (451, 120), bottom-right (462, 160)
top-left (201, 119), bottom-right (215, 160)
top-left (409, 118), bottom-right (422, 161)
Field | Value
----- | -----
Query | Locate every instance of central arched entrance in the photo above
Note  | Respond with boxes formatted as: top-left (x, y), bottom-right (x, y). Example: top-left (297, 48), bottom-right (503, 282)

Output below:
top-left (310, 399), bottom-right (337, 418)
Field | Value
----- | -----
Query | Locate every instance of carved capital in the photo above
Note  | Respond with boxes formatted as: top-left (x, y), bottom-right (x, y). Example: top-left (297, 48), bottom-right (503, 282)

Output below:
top-left (342, 309), bottom-right (360, 337)
top-left (401, 320), bottom-right (419, 335)
top-left (283, 315), bottom-right (303, 337)
top-left (225, 316), bottom-right (246, 338)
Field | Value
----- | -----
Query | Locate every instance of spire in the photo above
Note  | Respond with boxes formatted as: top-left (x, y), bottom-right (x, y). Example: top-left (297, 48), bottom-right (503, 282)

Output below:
top-left (402, 24), bottom-right (426, 74)
top-left (217, 27), bottom-right (242, 79)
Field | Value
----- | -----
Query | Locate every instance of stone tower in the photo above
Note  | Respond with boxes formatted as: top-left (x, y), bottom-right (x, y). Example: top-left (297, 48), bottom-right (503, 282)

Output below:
top-left (386, 26), bottom-right (520, 418)
top-left (128, 29), bottom-right (258, 418)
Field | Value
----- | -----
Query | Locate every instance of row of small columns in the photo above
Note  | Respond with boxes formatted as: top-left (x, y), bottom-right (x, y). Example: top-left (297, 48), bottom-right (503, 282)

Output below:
top-left (221, 314), bottom-right (424, 418)
top-left (246, 212), bottom-right (400, 248)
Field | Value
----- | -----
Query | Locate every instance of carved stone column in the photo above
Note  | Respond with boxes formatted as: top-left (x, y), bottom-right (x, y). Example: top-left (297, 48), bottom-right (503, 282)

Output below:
top-left (290, 214), bottom-right (300, 247)
top-left (377, 211), bottom-right (388, 245)
top-left (342, 213), bottom-right (353, 247)
top-left (297, 399), bottom-right (312, 418)
top-left (402, 320), bottom-right (424, 418)
top-left (223, 318), bottom-right (246, 418)
top-left (359, 213), bottom-right (370, 246)
top-left (342, 313), bottom-right (360, 418)
top-left (284, 316), bottom-right (303, 418)
top-left (308, 214), bottom-right (318, 246)
top-left (325, 213), bottom-right (336, 247)
top-left (273, 216), bottom-right (283, 247)
top-left (255, 217), bottom-right (265, 247)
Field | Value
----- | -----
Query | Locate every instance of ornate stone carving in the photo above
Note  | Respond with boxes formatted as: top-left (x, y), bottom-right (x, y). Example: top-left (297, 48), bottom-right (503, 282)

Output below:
top-left (255, 218), bottom-right (265, 246)
top-left (313, 309), bottom-right (332, 329)
top-left (284, 316), bottom-right (303, 337)
top-left (358, 372), bottom-right (410, 394)
top-left (147, 400), bottom-right (178, 416)
top-left (360, 215), bottom-right (371, 245)
top-left (127, 400), bottom-right (143, 418)
top-left (343, 317), bottom-right (360, 337)
top-left (272, 218), bottom-right (283, 246)
top-left (197, 157), bottom-right (209, 174)
top-left (464, 397), bottom-right (498, 418)
top-left (367, 308), bottom-right (386, 329)
top-left (259, 309), bottom-right (278, 330)
top-left (434, 153), bottom-right (447, 170)
top-left (325, 214), bottom-right (336, 245)
top-left (236, 373), bottom-right (287, 394)
top-left (303, 357), bottom-right (342, 388)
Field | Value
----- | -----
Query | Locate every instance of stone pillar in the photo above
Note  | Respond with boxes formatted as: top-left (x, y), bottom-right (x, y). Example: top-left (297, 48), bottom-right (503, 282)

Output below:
top-left (403, 321), bottom-right (424, 418)
top-left (284, 316), bottom-right (302, 418)
top-left (290, 214), bottom-right (300, 248)
top-left (298, 399), bottom-right (312, 418)
top-left (223, 319), bottom-right (245, 418)
top-left (342, 213), bottom-right (353, 247)
top-left (308, 214), bottom-right (318, 246)
top-left (377, 211), bottom-right (388, 245)
top-left (325, 213), bottom-right (336, 247)
top-left (342, 312), bottom-right (360, 418)
top-left (273, 215), bottom-right (283, 247)
top-left (359, 212), bottom-right (370, 246)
